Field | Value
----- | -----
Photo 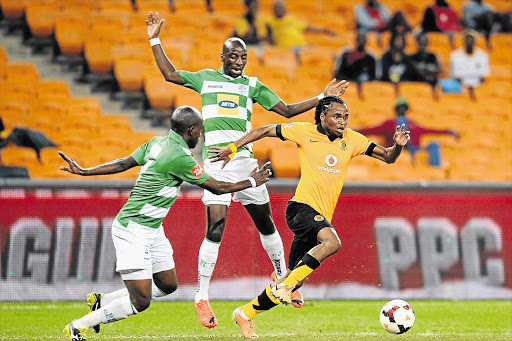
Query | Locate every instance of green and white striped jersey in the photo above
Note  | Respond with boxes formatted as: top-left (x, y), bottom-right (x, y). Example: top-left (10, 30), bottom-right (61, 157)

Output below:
top-left (178, 67), bottom-right (282, 159)
top-left (116, 130), bottom-right (210, 229)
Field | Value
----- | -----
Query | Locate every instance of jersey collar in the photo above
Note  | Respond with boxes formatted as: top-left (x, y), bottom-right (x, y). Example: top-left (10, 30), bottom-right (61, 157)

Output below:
top-left (317, 124), bottom-right (345, 142)
top-left (167, 129), bottom-right (189, 148)
top-left (217, 66), bottom-right (248, 80)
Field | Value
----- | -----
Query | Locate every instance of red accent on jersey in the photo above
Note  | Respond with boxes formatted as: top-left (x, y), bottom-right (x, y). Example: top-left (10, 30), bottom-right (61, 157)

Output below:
top-left (191, 164), bottom-right (204, 178)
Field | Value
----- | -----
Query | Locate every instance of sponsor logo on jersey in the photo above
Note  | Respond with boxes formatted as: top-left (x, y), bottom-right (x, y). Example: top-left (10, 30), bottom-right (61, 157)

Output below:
top-left (325, 154), bottom-right (337, 167)
top-left (317, 166), bottom-right (342, 174)
top-left (310, 139), bottom-right (320, 143)
top-left (218, 100), bottom-right (238, 109)
top-left (191, 164), bottom-right (204, 178)
top-left (314, 215), bottom-right (325, 222)
top-left (285, 123), bottom-right (294, 127)
top-left (208, 84), bottom-right (223, 89)
top-left (217, 94), bottom-right (239, 116)
top-left (339, 140), bottom-right (348, 151)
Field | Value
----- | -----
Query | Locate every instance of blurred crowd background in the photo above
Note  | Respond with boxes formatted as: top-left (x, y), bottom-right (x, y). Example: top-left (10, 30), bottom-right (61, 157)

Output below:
top-left (0, 0), bottom-right (510, 182)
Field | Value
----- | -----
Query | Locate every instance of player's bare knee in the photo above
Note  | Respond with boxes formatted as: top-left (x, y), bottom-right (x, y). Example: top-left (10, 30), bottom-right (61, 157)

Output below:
top-left (131, 294), bottom-right (151, 312)
top-left (161, 282), bottom-right (178, 295)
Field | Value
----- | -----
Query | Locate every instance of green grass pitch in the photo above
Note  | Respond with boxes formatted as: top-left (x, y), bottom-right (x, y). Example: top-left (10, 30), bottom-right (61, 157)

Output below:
top-left (1, 300), bottom-right (511, 340)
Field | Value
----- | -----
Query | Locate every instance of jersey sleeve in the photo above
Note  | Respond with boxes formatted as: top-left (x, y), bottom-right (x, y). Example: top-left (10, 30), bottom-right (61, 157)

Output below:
top-left (177, 70), bottom-right (205, 93)
top-left (253, 80), bottom-right (282, 110)
top-left (349, 130), bottom-right (373, 157)
top-left (130, 141), bottom-right (150, 165)
top-left (277, 122), bottom-right (308, 146)
top-left (168, 153), bottom-right (211, 185)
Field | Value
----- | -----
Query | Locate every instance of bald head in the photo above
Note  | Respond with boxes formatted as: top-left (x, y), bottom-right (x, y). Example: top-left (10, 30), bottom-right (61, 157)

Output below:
top-left (222, 37), bottom-right (247, 53)
top-left (170, 106), bottom-right (202, 134)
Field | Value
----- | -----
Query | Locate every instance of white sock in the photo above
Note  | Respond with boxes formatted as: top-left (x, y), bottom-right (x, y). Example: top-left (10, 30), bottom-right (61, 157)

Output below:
top-left (260, 231), bottom-right (287, 280)
top-left (100, 288), bottom-right (128, 306)
top-left (195, 239), bottom-right (220, 302)
top-left (74, 296), bottom-right (138, 329)
top-left (100, 282), bottom-right (168, 308)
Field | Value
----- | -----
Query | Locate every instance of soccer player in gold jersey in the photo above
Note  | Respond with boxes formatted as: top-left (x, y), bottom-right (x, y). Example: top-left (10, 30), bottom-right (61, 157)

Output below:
top-left (209, 95), bottom-right (410, 339)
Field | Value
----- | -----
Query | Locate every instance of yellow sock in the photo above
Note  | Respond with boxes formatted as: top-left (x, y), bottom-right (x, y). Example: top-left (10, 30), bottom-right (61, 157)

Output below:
top-left (282, 253), bottom-right (321, 287)
top-left (241, 285), bottom-right (280, 319)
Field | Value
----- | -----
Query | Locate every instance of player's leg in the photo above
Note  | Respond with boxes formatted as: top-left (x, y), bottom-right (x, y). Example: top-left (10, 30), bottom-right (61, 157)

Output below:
top-left (195, 203), bottom-right (228, 328)
top-left (64, 272), bottom-right (152, 340)
top-left (273, 227), bottom-right (341, 305)
top-left (244, 203), bottom-right (288, 281)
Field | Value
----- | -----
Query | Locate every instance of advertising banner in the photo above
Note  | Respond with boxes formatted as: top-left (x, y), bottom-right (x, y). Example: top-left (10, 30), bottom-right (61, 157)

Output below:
top-left (0, 185), bottom-right (510, 301)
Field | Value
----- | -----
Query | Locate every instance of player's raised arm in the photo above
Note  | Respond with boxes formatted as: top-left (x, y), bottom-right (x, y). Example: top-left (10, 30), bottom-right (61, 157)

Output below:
top-left (199, 162), bottom-right (272, 194)
top-left (368, 124), bottom-right (410, 164)
top-left (59, 151), bottom-right (138, 176)
top-left (269, 80), bottom-right (350, 118)
top-left (146, 11), bottom-right (184, 85)
top-left (208, 124), bottom-right (279, 168)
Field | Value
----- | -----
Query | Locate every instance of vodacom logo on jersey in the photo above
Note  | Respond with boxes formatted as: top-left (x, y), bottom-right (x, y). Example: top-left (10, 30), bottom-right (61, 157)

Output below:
top-left (318, 154), bottom-right (341, 174)
top-left (325, 154), bottom-right (337, 167)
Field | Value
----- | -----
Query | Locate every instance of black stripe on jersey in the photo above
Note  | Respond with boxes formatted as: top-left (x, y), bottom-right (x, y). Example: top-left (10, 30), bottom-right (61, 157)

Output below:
top-left (276, 124), bottom-right (286, 141)
top-left (365, 142), bottom-right (377, 156)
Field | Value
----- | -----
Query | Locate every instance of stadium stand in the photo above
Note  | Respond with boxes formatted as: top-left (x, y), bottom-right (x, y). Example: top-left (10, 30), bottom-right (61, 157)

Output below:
top-left (0, 0), bottom-right (510, 182)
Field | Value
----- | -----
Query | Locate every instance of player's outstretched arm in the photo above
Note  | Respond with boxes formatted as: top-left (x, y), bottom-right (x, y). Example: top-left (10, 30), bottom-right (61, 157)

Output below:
top-left (199, 162), bottom-right (272, 194)
top-left (270, 79), bottom-right (349, 118)
top-left (146, 11), bottom-right (184, 85)
top-left (208, 124), bottom-right (279, 168)
top-left (59, 151), bottom-right (138, 176)
top-left (368, 124), bottom-right (410, 164)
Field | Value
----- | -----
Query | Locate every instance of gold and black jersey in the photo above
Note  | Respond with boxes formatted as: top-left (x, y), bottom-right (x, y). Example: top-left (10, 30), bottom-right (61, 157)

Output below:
top-left (277, 122), bottom-right (374, 221)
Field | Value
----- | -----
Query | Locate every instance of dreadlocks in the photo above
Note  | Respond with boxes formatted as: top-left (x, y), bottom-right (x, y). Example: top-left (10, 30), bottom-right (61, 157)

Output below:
top-left (314, 96), bottom-right (348, 124)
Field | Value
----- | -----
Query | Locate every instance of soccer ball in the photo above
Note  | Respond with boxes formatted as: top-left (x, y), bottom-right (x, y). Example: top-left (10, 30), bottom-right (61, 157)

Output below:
top-left (380, 299), bottom-right (415, 334)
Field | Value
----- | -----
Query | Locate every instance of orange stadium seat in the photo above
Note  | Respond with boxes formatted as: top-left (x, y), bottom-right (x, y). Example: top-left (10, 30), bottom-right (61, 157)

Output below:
top-left (169, 84), bottom-right (202, 110)
top-left (36, 80), bottom-right (70, 102)
top-left (24, 3), bottom-right (57, 38)
top-left (0, 100), bottom-right (31, 127)
top-left (83, 26), bottom-right (123, 75)
top-left (0, 0), bottom-right (26, 19)
top-left (0, 46), bottom-right (8, 77)
top-left (112, 43), bottom-right (154, 93)
top-left (90, 11), bottom-right (128, 31)
top-left (68, 97), bottom-right (102, 119)
top-left (54, 12), bottom-right (89, 56)
top-left (100, 114), bottom-right (133, 132)
top-left (143, 71), bottom-right (176, 111)
top-left (97, 0), bottom-right (133, 12)
top-left (269, 141), bottom-right (300, 179)
top-left (4, 62), bottom-right (39, 83)
top-left (0, 79), bottom-right (37, 102)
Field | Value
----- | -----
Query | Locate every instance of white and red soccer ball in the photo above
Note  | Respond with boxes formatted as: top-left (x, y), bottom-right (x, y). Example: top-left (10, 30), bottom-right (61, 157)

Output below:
top-left (380, 299), bottom-right (415, 334)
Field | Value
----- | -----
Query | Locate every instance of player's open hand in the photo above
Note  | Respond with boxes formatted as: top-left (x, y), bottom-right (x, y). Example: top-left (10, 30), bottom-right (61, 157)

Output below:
top-left (59, 151), bottom-right (86, 176)
top-left (146, 11), bottom-right (165, 39)
top-left (207, 146), bottom-right (232, 169)
top-left (249, 161), bottom-right (272, 186)
top-left (393, 124), bottom-right (410, 147)
top-left (323, 79), bottom-right (350, 98)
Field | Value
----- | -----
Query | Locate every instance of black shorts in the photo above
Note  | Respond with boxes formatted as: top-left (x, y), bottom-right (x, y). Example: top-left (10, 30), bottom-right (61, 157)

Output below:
top-left (286, 201), bottom-right (333, 269)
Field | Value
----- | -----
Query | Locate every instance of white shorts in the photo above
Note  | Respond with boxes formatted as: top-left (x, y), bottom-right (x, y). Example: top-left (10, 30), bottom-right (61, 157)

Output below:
top-left (111, 219), bottom-right (175, 278)
top-left (202, 157), bottom-right (270, 206)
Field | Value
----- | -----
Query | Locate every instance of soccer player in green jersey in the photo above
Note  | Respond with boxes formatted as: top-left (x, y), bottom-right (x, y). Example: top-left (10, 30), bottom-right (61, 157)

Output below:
top-left (61, 106), bottom-right (271, 341)
top-left (146, 11), bottom-right (349, 328)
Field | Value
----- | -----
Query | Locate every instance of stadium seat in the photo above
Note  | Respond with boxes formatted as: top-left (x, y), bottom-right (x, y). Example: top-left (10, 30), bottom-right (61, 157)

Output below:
top-left (142, 71), bottom-right (175, 111)
top-left (83, 27), bottom-right (122, 75)
top-left (25, 3), bottom-right (57, 38)
top-left (0, 0), bottom-right (25, 19)
top-left (4, 62), bottom-right (39, 83)
top-left (68, 98), bottom-right (102, 119)
top-left (54, 12), bottom-right (88, 56)
top-left (269, 141), bottom-right (300, 178)
top-left (36, 80), bottom-right (70, 102)
top-left (97, 0), bottom-right (133, 12)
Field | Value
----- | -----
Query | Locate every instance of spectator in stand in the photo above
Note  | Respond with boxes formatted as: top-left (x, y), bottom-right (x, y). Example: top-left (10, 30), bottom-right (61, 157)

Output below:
top-left (420, 0), bottom-right (463, 49)
top-left (233, 0), bottom-right (269, 46)
top-left (355, 0), bottom-right (411, 46)
top-left (409, 32), bottom-right (442, 98)
top-left (462, 0), bottom-right (512, 48)
top-left (356, 97), bottom-right (459, 166)
top-left (266, 0), bottom-right (336, 61)
top-left (450, 30), bottom-right (489, 100)
top-left (333, 31), bottom-right (376, 99)
top-left (380, 33), bottom-right (421, 84)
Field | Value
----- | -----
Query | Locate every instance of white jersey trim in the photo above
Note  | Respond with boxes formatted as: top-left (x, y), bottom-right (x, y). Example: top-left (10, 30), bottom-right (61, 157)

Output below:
top-left (139, 203), bottom-right (170, 219)
top-left (204, 130), bottom-right (247, 146)
top-left (157, 186), bottom-right (179, 198)
top-left (200, 81), bottom-right (250, 97)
